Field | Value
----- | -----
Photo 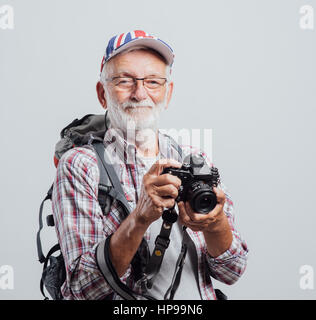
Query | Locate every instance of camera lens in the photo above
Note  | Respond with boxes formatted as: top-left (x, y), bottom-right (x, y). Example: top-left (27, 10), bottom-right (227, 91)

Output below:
top-left (200, 196), bottom-right (213, 210)
top-left (187, 182), bottom-right (217, 214)
top-left (193, 192), bottom-right (217, 213)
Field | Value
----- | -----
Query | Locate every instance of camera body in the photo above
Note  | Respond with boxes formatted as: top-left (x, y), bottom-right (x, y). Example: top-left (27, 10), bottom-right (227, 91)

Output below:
top-left (162, 154), bottom-right (220, 214)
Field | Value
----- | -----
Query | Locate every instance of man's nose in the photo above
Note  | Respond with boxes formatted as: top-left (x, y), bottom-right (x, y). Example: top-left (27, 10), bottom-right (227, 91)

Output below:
top-left (130, 80), bottom-right (148, 101)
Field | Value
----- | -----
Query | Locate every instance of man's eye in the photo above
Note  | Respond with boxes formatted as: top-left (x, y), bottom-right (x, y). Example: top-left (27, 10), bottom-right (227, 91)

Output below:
top-left (146, 80), bottom-right (159, 85)
top-left (117, 79), bottom-right (132, 85)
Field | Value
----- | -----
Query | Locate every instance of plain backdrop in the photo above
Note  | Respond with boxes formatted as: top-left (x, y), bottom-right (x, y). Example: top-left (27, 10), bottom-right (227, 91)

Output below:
top-left (0, 0), bottom-right (315, 299)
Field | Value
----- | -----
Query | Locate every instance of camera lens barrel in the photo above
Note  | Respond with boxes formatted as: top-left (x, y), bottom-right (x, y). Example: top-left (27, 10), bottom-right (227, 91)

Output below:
top-left (187, 181), bottom-right (217, 214)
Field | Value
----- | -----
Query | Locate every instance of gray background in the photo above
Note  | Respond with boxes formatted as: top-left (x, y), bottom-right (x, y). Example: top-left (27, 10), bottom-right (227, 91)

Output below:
top-left (0, 0), bottom-right (315, 299)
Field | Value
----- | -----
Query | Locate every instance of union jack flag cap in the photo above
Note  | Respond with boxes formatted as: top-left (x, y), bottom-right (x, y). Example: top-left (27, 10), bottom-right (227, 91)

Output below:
top-left (100, 30), bottom-right (174, 73)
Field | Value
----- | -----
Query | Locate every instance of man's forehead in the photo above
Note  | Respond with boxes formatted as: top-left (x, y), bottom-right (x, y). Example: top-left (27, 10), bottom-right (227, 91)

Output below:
top-left (108, 49), bottom-right (167, 75)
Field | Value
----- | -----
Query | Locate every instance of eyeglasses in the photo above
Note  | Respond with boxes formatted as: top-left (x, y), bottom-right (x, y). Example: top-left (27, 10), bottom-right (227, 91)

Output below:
top-left (106, 76), bottom-right (168, 91)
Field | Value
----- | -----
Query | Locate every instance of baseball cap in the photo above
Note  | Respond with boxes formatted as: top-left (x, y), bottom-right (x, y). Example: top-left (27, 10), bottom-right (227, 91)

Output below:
top-left (100, 30), bottom-right (174, 74)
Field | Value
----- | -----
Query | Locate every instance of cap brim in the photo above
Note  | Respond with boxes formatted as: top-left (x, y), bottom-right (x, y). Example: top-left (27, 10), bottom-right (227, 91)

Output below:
top-left (107, 37), bottom-right (174, 66)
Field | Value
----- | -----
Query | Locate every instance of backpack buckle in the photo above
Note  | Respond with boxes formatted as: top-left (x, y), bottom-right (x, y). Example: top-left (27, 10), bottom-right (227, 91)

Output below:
top-left (46, 214), bottom-right (55, 227)
top-left (155, 236), bottom-right (170, 250)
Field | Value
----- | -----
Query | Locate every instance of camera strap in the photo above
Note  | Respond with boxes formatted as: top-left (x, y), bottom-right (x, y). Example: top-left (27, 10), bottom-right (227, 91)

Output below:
top-left (164, 226), bottom-right (188, 300)
top-left (145, 206), bottom-right (191, 301)
top-left (145, 207), bottom-right (178, 289)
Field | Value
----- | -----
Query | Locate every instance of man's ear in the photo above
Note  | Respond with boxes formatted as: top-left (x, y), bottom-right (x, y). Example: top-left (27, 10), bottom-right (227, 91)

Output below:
top-left (96, 81), bottom-right (107, 109)
top-left (165, 81), bottom-right (174, 110)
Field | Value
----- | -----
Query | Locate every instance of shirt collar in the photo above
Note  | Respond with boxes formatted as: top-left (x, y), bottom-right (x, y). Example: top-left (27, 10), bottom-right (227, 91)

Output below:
top-left (103, 127), bottom-right (182, 165)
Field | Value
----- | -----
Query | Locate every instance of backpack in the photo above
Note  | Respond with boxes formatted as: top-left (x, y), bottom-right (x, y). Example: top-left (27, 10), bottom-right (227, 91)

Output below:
top-left (36, 113), bottom-right (124, 300)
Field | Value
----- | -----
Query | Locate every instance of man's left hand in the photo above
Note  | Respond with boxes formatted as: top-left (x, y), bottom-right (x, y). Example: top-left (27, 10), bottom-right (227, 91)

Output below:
top-left (178, 187), bottom-right (227, 233)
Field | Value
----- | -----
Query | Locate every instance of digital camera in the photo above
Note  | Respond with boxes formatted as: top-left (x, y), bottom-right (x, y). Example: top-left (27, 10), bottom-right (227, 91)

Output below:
top-left (162, 154), bottom-right (220, 214)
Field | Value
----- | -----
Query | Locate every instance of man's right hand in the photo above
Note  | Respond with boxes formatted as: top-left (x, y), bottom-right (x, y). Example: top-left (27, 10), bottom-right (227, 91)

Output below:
top-left (134, 159), bottom-right (182, 226)
top-left (109, 159), bottom-right (182, 277)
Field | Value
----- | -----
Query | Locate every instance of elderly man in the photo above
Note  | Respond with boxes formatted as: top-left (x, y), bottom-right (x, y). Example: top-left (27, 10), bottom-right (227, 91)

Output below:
top-left (52, 30), bottom-right (248, 300)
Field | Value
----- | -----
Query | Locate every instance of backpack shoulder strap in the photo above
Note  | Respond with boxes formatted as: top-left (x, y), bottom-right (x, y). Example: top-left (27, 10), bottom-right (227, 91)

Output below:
top-left (168, 134), bottom-right (183, 160)
top-left (92, 141), bottom-right (143, 300)
top-left (92, 141), bottom-right (158, 300)
top-left (159, 132), bottom-right (184, 162)
top-left (92, 141), bottom-right (131, 217)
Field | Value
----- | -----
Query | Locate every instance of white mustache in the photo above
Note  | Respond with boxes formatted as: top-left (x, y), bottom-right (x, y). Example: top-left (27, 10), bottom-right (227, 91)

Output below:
top-left (121, 99), bottom-right (155, 110)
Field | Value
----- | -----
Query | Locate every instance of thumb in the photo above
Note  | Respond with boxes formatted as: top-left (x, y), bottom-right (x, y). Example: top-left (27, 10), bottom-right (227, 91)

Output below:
top-left (148, 158), bottom-right (182, 176)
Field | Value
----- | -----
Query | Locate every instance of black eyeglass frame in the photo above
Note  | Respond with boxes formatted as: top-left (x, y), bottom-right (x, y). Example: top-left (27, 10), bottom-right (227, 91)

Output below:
top-left (105, 76), bottom-right (168, 89)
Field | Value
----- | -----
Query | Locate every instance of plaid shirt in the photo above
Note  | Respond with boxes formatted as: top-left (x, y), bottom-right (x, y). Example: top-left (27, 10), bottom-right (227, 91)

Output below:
top-left (52, 128), bottom-right (248, 300)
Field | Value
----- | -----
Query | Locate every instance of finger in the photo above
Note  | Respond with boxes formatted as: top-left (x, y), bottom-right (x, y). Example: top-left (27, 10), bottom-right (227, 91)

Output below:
top-left (178, 204), bottom-right (209, 231)
top-left (161, 197), bottom-right (176, 209)
top-left (155, 184), bottom-right (179, 199)
top-left (151, 193), bottom-right (176, 209)
top-left (178, 202), bottom-right (205, 225)
top-left (178, 201), bottom-right (191, 225)
top-left (147, 158), bottom-right (182, 176)
top-left (184, 201), bottom-right (217, 223)
top-left (178, 201), bottom-right (187, 217)
top-left (150, 194), bottom-right (165, 210)
top-left (213, 187), bottom-right (226, 205)
top-left (153, 173), bottom-right (182, 188)
top-left (150, 194), bottom-right (176, 211)
top-left (184, 201), bottom-right (208, 222)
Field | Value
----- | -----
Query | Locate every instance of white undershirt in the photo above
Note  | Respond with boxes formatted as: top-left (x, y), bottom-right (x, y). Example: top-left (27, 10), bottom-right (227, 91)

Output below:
top-left (138, 155), bottom-right (201, 300)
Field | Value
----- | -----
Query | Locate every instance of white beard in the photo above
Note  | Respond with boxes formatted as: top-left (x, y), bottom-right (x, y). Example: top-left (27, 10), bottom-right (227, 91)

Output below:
top-left (105, 89), bottom-right (167, 133)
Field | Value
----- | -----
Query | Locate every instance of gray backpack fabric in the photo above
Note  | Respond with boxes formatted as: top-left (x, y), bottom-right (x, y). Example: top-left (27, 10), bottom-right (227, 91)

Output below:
top-left (54, 114), bottom-right (108, 166)
top-left (37, 113), bottom-right (113, 300)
